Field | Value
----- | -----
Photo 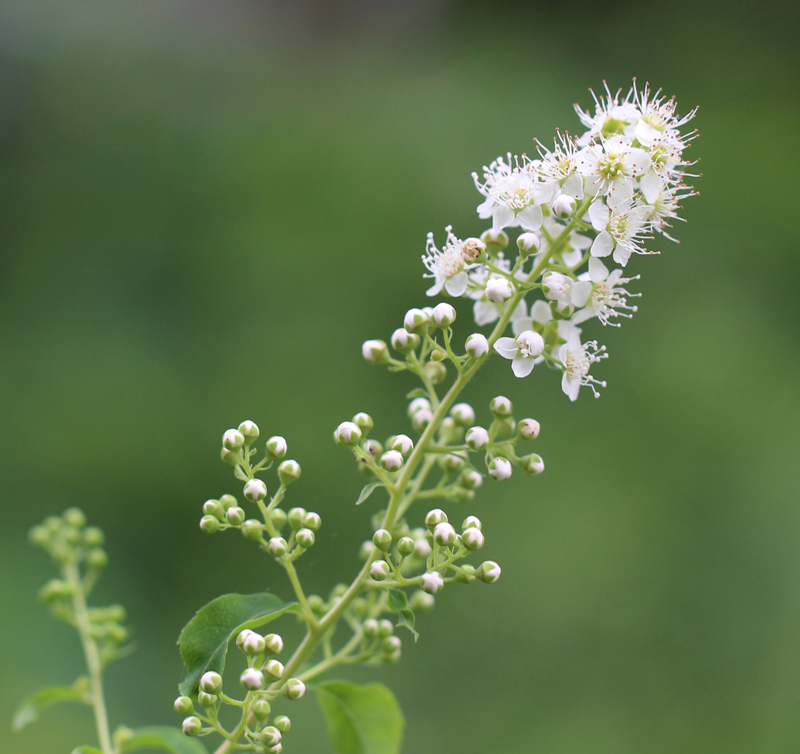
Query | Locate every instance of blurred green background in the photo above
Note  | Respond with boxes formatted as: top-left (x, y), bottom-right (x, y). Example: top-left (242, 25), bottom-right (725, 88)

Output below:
top-left (2, 0), bottom-right (799, 752)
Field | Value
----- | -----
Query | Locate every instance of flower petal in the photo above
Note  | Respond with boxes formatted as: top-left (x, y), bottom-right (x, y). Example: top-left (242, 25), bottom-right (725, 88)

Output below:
top-left (473, 300), bottom-right (499, 326)
top-left (493, 338), bottom-right (519, 360)
top-left (517, 204), bottom-right (543, 231)
top-left (530, 299), bottom-right (552, 324)
top-left (445, 271), bottom-right (469, 297)
top-left (588, 200), bottom-right (609, 232)
top-left (571, 281), bottom-right (593, 308)
top-left (588, 256), bottom-right (609, 283)
top-left (591, 231), bottom-right (614, 258)
top-left (512, 355), bottom-right (536, 378)
top-left (492, 205), bottom-right (515, 230)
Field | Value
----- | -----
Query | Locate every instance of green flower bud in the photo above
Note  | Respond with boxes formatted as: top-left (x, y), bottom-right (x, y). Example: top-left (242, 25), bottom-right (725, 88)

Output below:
top-left (226, 506), bottom-right (246, 526)
top-left (518, 418), bottom-right (541, 440)
top-left (38, 579), bottom-right (73, 603)
top-left (273, 715), bottom-right (291, 733)
top-left (462, 515), bottom-right (482, 531)
top-left (264, 633), bottom-right (284, 654)
top-left (202, 499), bottom-right (224, 520)
top-left (288, 507), bottom-right (307, 530)
top-left (221, 448), bottom-right (239, 466)
top-left (252, 699), bottom-right (272, 720)
top-left (241, 520), bottom-right (263, 542)
top-left (454, 564), bottom-right (477, 584)
top-left (353, 412), bottom-right (374, 432)
top-left (244, 478), bottom-right (268, 502)
top-left (397, 536), bottom-right (415, 557)
top-left (238, 420), bottom-right (260, 442)
top-left (303, 511), bottom-right (322, 531)
top-left (362, 339), bottom-right (389, 364)
top-left (174, 696), bottom-right (194, 715)
top-left (433, 522), bottom-right (457, 547)
top-left (409, 590), bottom-right (435, 612)
top-left (223, 429), bottom-right (245, 450)
top-left (266, 435), bottom-right (288, 459)
top-left (424, 360), bottom-right (447, 384)
top-left (260, 726), bottom-right (282, 747)
top-left (112, 726), bottom-right (135, 749)
top-left (391, 327), bottom-right (420, 354)
top-left (462, 527), bottom-right (485, 550)
top-left (363, 438), bottom-right (384, 459)
top-left (450, 402), bottom-right (475, 427)
top-left (477, 560), bottom-right (502, 583)
top-left (219, 494), bottom-right (237, 510)
top-left (495, 417), bottom-right (516, 440)
top-left (197, 690), bottom-right (217, 707)
top-left (265, 659), bottom-right (284, 680)
top-left (403, 308), bottom-right (429, 334)
top-left (372, 528), bottom-right (392, 552)
top-left (182, 716), bottom-right (202, 736)
top-left (330, 583), bottom-right (348, 600)
top-left (490, 395), bottom-right (513, 417)
top-left (359, 540), bottom-right (376, 560)
top-left (430, 348), bottom-right (445, 361)
top-left (308, 594), bottom-right (325, 614)
top-left (441, 453), bottom-right (466, 473)
top-left (335, 421), bottom-right (362, 446)
top-left (452, 487), bottom-right (475, 502)
top-left (236, 628), bottom-right (254, 649)
top-left (389, 434), bottom-right (414, 458)
top-left (383, 636), bottom-right (402, 653)
top-left (517, 231), bottom-right (541, 255)
top-left (44, 515), bottom-right (63, 534)
top-left (28, 525), bottom-right (50, 549)
top-left (63, 508), bottom-right (86, 528)
top-left (424, 509), bottom-right (448, 529)
top-left (267, 537), bottom-right (288, 557)
top-left (242, 631), bottom-right (266, 655)
top-left (369, 560), bottom-right (391, 581)
top-left (283, 678), bottom-right (306, 701)
top-left (278, 459), bottom-right (301, 485)
top-left (411, 408), bottom-right (433, 432)
top-left (431, 302), bottom-right (456, 328)
top-left (351, 598), bottom-right (368, 618)
top-left (200, 671), bottom-right (223, 695)
top-left (63, 527), bottom-right (81, 547)
top-left (86, 548), bottom-right (108, 570)
top-left (520, 453), bottom-right (545, 475)
top-left (383, 648), bottom-right (402, 664)
top-left (240, 668), bottom-right (265, 690)
top-left (362, 618), bottom-right (379, 637)
top-left (458, 470), bottom-right (483, 490)
top-left (378, 619), bottom-right (394, 637)
top-left (270, 508), bottom-right (288, 531)
top-left (296, 528), bottom-right (315, 548)
top-left (380, 450), bottom-right (403, 471)
top-left (480, 228), bottom-right (509, 252)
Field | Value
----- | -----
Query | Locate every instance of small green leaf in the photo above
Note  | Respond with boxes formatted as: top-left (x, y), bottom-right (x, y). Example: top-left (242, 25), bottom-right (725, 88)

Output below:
top-left (13, 678), bottom-right (92, 731)
top-left (356, 482), bottom-right (385, 506)
top-left (396, 609), bottom-right (418, 641)
top-left (405, 388), bottom-right (428, 399)
top-left (121, 725), bottom-right (208, 753)
top-left (72, 747), bottom-right (104, 754)
top-left (316, 681), bottom-right (404, 754)
top-left (178, 593), bottom-right (299, 697)
top-left (386, 588), bottom-right (407, 612)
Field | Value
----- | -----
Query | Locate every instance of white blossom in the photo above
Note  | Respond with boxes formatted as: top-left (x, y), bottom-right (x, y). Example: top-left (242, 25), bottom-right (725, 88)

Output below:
top-left (536, 131), bottom-right (584, 201)
top-left (574, 82), bottom-right (642, 146)
top-left (558, 330), bottom-right (608, 401)
top-left (588, 199), bottom-right (650, 266)
top-left (576, 135), bottom-right (650, 207)
top-left (472, 154), bottom-right (545, 231)
top-left (485, 276), bottom-right (514, 303)
top-left (493, 330), bottom-right (545, 378)
top-left (571, 256), bottom-right (640, 326)
top-left (422, 226), bottom-right (474, 297)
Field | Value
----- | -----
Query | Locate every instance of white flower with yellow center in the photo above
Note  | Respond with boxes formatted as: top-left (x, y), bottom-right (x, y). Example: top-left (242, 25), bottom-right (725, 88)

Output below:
top-left (571, 257), bottom-right (640, 326)
top-left (536, 132), bottom-right (585, 201)
top-left (493, 330), bottom-right (545, 378)
top-left (588, 199), bottom-right (650, 266)
top-left (632, 83), bottom-right (698, 148)
top-left (472, 153), bottom-right (544, 231)
top-left (576, 135), bottom-right (650, 207)
top-left (558, 330), bottom-right (608, 401)
top-left (574, 82), bottom-right (642, 146)
top-left (422, 226), bottom-right (475, 297)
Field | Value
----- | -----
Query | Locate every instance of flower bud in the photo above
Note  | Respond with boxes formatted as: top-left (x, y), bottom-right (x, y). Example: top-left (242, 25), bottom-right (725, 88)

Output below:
top-left (403, 308), bottom-right (429, 334)
top-left (383, 636), bottom-right (402, 653)
top-left (63, 508), bottom-right (86, 528)
top-left (240, 668), bottom-right (265, 690)
top-left (261, 727), bottom-right (282, 747)
top-left (86, 548), bottom-right (108, 570)
top-left (397, 536), bottom-right (415, 557)
top-left (391, 328), bottom-right (420, 354)
top-left (518, 418), bottom-right (541, 440)
top-left (200, 515), bottom-right (220, 534)
top-left (273, 715), bottom-right (291, 733)
top-left (182, 716), bottom-right (202, 737)
top-left (362, 618), bottom-right (379, 637)
top-left (203, 499), bottom-right (224, 520)
top-left (283, 678), bottom-right (306, 700)
top-left (200, 671), bottom-right (223, 695)
top-left (462, 528), bottom-right (485, 550)
top-left (236, 628), bottom-right (254, 649)
top-left (270, 508), bottom-right (288, 531)
top-left (219, 494), bottom-right (237, 510)
top-left (351, 598), bottom-right (368, 619)
top-left (330, 583), bottom-right (347, 600)
top-left (265, 659), bottom-right (284, 680)
top-left (380, 450), bottom-right (403, 471)
top-left (465, 426), bottom-right (489, 450)
top-left (221, 448), bottom-right (239, 466)
top-left (238, 421), bottom-right (260, 442)
top-left (424, 361), bottom-right (447, 384)
top-left (480, 228), bottom-right (509, 252)
top-left (462, 516), bottom-right (482, 532)
top-left (552, 193), bottom-right (576, 218)
top-left (421, 572), bottom-right (444, 594)
top-left (353, 412), bottom-right (373, 432)
top-left (409, 590), bottom-right (435, 612)
top-left (495, 416), bottom-right (516, 439)
top-left (490, 395), bottom-right (512, 416)
top-left (411, 409), bottom-right (433, 432)
top-left (288, 507), bottom-right (307, 530)
top-left (432, 302), bottom-right (457, 328)
top-left (408, 397), bottom-right (431, 417)
top-left (370, 560), bottom-right (391, 581)
top-left (458, 469), bottom-right (483, 490)
top-left (454, 564), bottom-right (477, 583)
top-left (430, 348), bottom-right (445, 361)
top-left (441, 453), bottom-right (465, 473)
top-left (477, 560), bottom-right (502, 583)
top-left (390, 434), bottom-right (414, 458)
top-left (264, 633), bottom-right (284, 654)
top-left (485, 276), bottom-right (513, 303)
top-left (488, 457), bottom-right (512, 481)
top-left (335, 421), bottom-right (362, 447)
top-left (362, 339), bottom-right (389, 364)
top-left (243, 631), bottom-right (266, 655)
top-left (373, 529), bottom-right (392, 552)
top-left (278, 460), bottom-right (301, 485)
top-left (174, 696), bottom-right (194, 715)
top-left (359, 540), bottom-right (376, 560)
top-left (267, 537), bottom-right (289, 556)
top-left (83, 526), bottom-right (105, 548)
top-left (378, 618), bottom-right (394, 637)
top-left (520, 453), bottom-right (545, 475)
top-left (28, 525), bottom-right (50, 549)
top-left (413, 536), bottom-right (432, 559)
top-left (253, 699), bottom-right (272, 720)
top-left (197, 691), bottom-right (217, 707)
top-left (425, 509), bottom-right (448, 529)
top-left (303, 511), bottom-right (321, 531)
top-left (433, 522), bottom-right (457, 547)
top-left (296, 528), bottom-right (315, 548)
top-left (450, 403), bottom-right (475, 427)
top-left (516, 232), bottom-right (541, 255)
top-left (266, 436), bottom-right (288, 459)
top-left (244, 478), bottom-right (268, 502)
top-left (223, 429), bottom-right (245, 450)
top-left (226, 506), bottom-right (246, 525)
top-left (465, 333), bottom-right (489, 359)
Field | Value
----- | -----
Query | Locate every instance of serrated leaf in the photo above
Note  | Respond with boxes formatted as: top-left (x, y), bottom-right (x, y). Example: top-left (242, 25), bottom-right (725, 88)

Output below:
top-left (121, 725), bottom-right (208, 753)
top-left (386, 588), bottom-right (407, 612)
top-left (316, 681), bottom-right (404, 754)
top-left (13, 679), bottom-right (92, 731)
top-left (72, 748), bottom-right (104, 754)
top-left (396, 609), bottom-right (418, 641)
top-left (178, 593), bottom-right (299, 696)
top-left (405, 388), bottom-right (428, 399)
top-left (355, 482), bottom-right (385, 506)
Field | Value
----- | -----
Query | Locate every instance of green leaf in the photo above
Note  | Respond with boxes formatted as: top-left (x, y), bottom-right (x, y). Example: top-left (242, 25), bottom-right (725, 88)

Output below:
top-left (178, 593), bottom-right (299, 696)
top-left (386, 588), bottom-right (407, 612)
top-left (316, 681), bottom-right (404, 754)
top-left (121, 725), bottom-right (208, 753)
top-left (405, 388), bottom-right (428, 399)
top-left (72, 748), bottom-right (104, 754)
top-left (13, 678), bottom-right (92, 731)
top-left (396, 609), bottom-right (418, 642)
top-left (355, 482), bottom-right (385, 506)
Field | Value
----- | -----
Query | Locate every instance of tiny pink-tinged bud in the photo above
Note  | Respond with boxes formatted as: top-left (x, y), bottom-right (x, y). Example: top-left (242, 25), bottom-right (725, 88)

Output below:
top-left (335, 421), bottom-right (362, 446)
top-left (362, 339), bottom-right (388, 364)
top-left (243, 478), bottom-right (267, 502)
top-left (552, 194), bottom-right (577, 218)
top-left (380, 450), bottom-right (403, 471)
top-left (488, 457), bottom-right (512, 480)
top-left (465, 426), bottom-right (489, 450)
top-left (222, 429), bottom-right (245, 450)
top-left (518, 418), bottom-right (541, 440)
top-left (421, 572), bottom-right (444, 594)
top-left (432, 302), bottom-right (457, 328)
top-left (240, 668), bottom-right (265, 690)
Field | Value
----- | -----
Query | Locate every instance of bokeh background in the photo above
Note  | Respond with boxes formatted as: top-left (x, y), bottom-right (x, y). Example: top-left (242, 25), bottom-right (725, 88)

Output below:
top-left (2, 1), bottom-right (799, 752)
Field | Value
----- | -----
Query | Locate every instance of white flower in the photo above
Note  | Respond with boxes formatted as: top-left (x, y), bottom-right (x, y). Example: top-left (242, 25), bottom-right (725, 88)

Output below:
top-left (422, 226), bottom-right (474, 297)
top-left (574, 82), bottom-right (642, 146)
top-left (512, 298), bottom-right (552, 336)
top-left (542, 272), bottom-right (574, 304)
top-left (421, 572), bottom-right (444, 594)
top-left (576, 135), bottom-right (650, 207)
top-left (632, 82), bottom-right (698, 149)
top-left (641, 184), bottom-right (696, 241)
top-left (493, 330), bottom-right (545, 378)
top-left (465, 333), bottom-right (489, 358)
top-left (488, 457), bottom-right (512, 480)
top-left (558, 330), bottom-right (608, 401)
top-left (485, 276), bottom-right (514, 303)
top-left (472, 154), bottom-right (544, 231)
top-left (588, 199), bottom-right (650, 266)
top-left (571, 257), bottom-right (640, 326)
top-left (536, 132), bottom-right (584, 200)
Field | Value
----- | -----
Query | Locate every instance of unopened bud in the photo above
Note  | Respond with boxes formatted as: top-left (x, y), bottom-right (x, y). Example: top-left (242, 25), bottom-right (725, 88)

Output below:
top-left (433, 522), bottom-right (457, 547)
top-left (362, 618), bottom-right (379, 637)
top-left (288, 507), bottom-right (307, 530)
top-left (518, 418), bottom-right (541, 440)
top-left (459, 469), bottom-right (483, 490)
top-left (409, 590), bottom-right (435, 612)
top-left (353, 412), bottom-right (373, 432)
top-left (244, 478), bottom-right (267, 502)
top-left (200, 671), bottom-right (223, 695)
top-left (265, 659), bottom-right (284, 680)
top-left (200, 515), bottom-right (220, 534)
top-left (477, 560), bottom-right (502, 583)
top-left (283, 678), bottom-right (306, 700)
top-left (278, 459), bottom-right (301, 485)
top-left (465, 333), bottom-right (489, 359)
top-left (411, 409), bottom-right (433, 432)
top-left (226, 506), bottom-right (246, 525)
top-left (397, 536), bottom-right (415, 557)
top-left (552, 193), bottom-right (576, 218)
top-left (273, 715), bottom-right (291, 733)
top-left (266, 436), bottom-right (287, 459)
top-left (489, 395), bottom-right (513, 417)
top-left (238, 421), bottom-right (260, 442)
top-left (408, 397), bottom-right (431, 417)
top-left (373, 529), bottom-right (393, 552)
top-left (296, 528), bottom-right (315, 548)
top-left (441, 453), bottom-right (465, 473)
top-left (303, 511), bottom-right (321, 531)
top-left (454, 564), bottom-right (477, 583)
top-left (86, 548), bottom-right (108, 570)
top-left (390, 434), bottom-right (414, 457)
top-left (197, 691), bottom-right (217, 707)
top-left (219, 494), bottom-right (237, 510)
top-left (432, 302), bottom-right (457, 328)
top-left (488, 457), bottom-right (512, 481)
top-left (369, 560), bottom-right (391, 581)
top-left (182, 716), bottom-right (202, 736)
top-left (465, 426), bottom-right (489, 450)
top-left (516, 232), bottom-right (541, 255)
top-left (220, 448), bottom-right (239, 466)
top-left (391, 328), bottom-right (420, 354)
top-left (380, 450), bottom-right (403, 471)
top-left (261, 726), bottom-right (282, 747)
top-left (480, 228), bottom-right (509, 252)
top-left (267, 537), bottom-right (288, 556)
top-left (203, 499), bottom-right (224, 520)
top-left (174, 696), bottom-right (193, 715)
top-left (421, 572), bottom-right (444, 594)
top-left (264, 633), bottom-right (284, 654)
top-left (240, 668), bottom-right (265, 690)
top-left (424, 361), bottom-right (447, 384)
top-left (403, 308), bottom-right (429, 334)
top-left (495, 416), bottom-right (516, 440)
top-left (362, 339), bottom-right (389, 364)
top-left (28, 525), bottom-right (50, 549)
top-left (425, 509), bottom-right (448, 529)
top-left (413, 536), bottom-right (432, 559)
top-left (242, 631), bottom-right (266, 655)
top-left (462, 515), bottom-right (482, 531)
top-left (520, 453), bottom-right (545, 475)
top-left (462, 528), bottom-right (485, 550)
top-left (63, 508), bottom-right (86, 528)
top-left (270, 508), bottom-right (288, 530)
top-left (378, 619), bottom-right (394, 637)
top-left (335, 421), bottom-right (362, 446)
top-left (223, 429), bottom-right (245, 450)
top-left (359, 540), bottom-right (376, 560)
top-left (485, 277), bottom-right (513, 303)
top-left (430, 348), bottom-right (445, 361)
top-left (83, 526), bottom-right (105, 548)
top-left (383, 636), bottom-right (402, 653)
top-left (252, 700), bottom-right (272, 720)
top-left (450, 403), bottom-right (475, 426)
